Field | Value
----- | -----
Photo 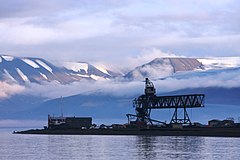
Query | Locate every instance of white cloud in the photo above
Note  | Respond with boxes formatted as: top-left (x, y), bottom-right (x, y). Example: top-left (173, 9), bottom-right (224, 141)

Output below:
top-left (22, 80), bottom-right (142, 98)
top-left (126, 48), bottom-right (182, 69)
top-left (0, 18), bottom-right (60, 45)
top-left (0, 64), bottom-right (239, 101)
top-left (18, 67), bottom-right (240, 100)
top-left (0, 0), bottom-right (239, 62)
top-left (0, 82), bottom-right (25, 99)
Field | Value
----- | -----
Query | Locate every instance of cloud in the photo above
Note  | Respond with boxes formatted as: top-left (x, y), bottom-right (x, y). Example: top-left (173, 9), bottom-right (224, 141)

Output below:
top-left (0, 82), bottom-right (25, 99)
top-left (90, 48), bottom-right (181, 74)
top-left (22, 80), bottom-right (143, 98)
top-left (0, 0), bottom-right (240, 63)
top-left (0, 61), bottom-right (239, 101)
top-left (17, 67), bottom-right (240, 100)
top-left (126, 48), bottom-right (182, 69)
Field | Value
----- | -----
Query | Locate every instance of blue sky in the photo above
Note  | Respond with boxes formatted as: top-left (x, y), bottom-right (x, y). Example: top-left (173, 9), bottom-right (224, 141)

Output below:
top-left (0, 0), bottom-right (239, 64)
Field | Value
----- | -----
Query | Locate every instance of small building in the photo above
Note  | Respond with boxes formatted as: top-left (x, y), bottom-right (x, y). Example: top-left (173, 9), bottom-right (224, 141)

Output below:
top-left (221, 120), bottom-right (234, 127)
top-left (208, 119), bottom-right (234, 127)
top-left (48, 115), bottom-right (92, 129)
top-left (208, 119), bottom-right (221, 127)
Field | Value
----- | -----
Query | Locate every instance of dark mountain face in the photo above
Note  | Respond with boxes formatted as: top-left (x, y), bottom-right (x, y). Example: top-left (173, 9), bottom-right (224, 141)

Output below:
top-left (168, 58), bottom-right (204, 72)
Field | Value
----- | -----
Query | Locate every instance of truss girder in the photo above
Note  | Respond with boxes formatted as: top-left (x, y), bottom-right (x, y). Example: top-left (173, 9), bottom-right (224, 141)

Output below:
top-left (134, 94), bottom-right (205, 109)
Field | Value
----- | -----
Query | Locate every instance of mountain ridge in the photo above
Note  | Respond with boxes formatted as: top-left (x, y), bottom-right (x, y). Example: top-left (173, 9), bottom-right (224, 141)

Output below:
top-left (1, 55), bottom-right (239, 84)
top-left (0, 55), bottom-right (116, 84)
top-left (124, 57), bottom-right (204, 80)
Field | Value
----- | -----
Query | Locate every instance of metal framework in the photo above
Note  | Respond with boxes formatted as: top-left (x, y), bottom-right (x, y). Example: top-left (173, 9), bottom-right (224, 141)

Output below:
top-left (127, 78), bottom-right (205, 125)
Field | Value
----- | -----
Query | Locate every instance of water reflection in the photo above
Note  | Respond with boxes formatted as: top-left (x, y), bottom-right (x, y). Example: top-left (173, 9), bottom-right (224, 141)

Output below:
top-left (135, 136), bottom-right (206, 160)
top-left (47, 135), bottom-right (95, 160)
top-left (165, 136), bottom-right (206, 159)
top-left (1, 130), bottom-right (240, 160)
top-left (136, 136), bottom-right (158, 159)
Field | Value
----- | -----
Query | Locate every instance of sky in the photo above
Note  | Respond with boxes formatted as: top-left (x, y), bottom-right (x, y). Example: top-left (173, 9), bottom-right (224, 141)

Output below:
top-left (0, 0), bottom-right (240, 66)
top-left (1, 1), bottom-right (240, 126)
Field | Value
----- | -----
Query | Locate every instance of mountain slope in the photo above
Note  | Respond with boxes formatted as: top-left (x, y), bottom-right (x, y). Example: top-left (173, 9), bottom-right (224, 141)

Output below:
top-left (0, 55), bottom-right (116, 84)
top-left (124, 58), bottom-right (204, 80)
top-left (63, 62), bottom-right (115, 80)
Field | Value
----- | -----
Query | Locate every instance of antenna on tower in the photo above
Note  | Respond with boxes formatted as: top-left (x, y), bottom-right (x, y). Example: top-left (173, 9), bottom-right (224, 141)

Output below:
top-left (60, 96), bottom-right (63, 118)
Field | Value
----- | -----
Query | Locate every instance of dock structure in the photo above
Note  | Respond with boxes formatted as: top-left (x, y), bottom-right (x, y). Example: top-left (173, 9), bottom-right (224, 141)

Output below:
top-left (14, 78), bottom-right (240, 137)
top-left (48, 115), bottom-right (92, 129)
top-left (127, 78), bottom-right (205, 125)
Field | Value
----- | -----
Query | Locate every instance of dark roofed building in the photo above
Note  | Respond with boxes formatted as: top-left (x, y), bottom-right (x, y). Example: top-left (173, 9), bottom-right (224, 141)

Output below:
top-left (48, 115), bottom-right (92, 129)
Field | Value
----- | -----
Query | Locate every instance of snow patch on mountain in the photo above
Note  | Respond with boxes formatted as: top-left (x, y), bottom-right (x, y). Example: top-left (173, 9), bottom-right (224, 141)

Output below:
top-left (64, 62), bottom-right (88, 73)
top-left (16, 68), bottom-right (29, 82)
top-left (0, 57), bottom-right (2, 63)
top-left (71, 73), bottom-right (89, 78)
top-left (36, 60), bottom-right (53, 73)
top-left (90, 74), bottom-right (101, 80)
top-left (95, 66), bottom-right (110, 75)
top-left (22, 59), bottom-right (40, 68)
top-left (3, 69), bottom-right (16, 82)
top-left (39, 72), bottom-right (48, 80)
top-left (2, 55), bottom-right (14, 61)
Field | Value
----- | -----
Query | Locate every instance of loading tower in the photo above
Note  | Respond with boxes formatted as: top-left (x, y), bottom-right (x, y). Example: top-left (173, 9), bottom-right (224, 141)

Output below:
top-left (127, 78), bottom-right (205, 125)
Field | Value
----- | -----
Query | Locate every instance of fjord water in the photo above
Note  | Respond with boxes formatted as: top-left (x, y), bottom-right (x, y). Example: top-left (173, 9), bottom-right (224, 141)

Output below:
top-left (1, 129), bottom-right (240, 160)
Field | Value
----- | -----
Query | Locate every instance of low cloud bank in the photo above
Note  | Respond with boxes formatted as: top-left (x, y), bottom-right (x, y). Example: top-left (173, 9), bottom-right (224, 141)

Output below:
top-left (0, 82), bottom-right (25, 99)
top-left (0, 65), bottom-right (240, 100)
top-left (22, 68), bottom-right (240, 99)
top-left (23, 80), bottom-right (144, 98)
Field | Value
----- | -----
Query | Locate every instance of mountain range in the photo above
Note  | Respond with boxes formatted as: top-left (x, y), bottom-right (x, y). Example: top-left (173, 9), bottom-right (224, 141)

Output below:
top-left (0, 54), bottom-right (240, 126)
top-left (1, 55), bottom-right (236, 84)
top-left (0, 55), bottom-right (115, 84)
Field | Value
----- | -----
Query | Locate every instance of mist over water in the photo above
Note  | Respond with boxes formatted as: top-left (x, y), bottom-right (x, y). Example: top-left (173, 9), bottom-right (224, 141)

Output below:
top-left (1, 129), bottom-right (240, 160)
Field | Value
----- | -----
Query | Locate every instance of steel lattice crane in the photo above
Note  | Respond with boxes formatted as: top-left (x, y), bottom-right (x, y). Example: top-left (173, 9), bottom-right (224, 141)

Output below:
top-left (127, 78), bottom-right (205, 126)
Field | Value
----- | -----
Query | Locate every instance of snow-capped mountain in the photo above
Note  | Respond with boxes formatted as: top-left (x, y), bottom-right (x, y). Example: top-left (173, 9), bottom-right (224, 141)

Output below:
top-left (124, 58), bottom-right (204, 80)
top-left (0, 55), bottom-right (115, 84)
top-left (63, 62), bottom-right (116, 80)
top-left (1, 55), bottom-right (240, 85)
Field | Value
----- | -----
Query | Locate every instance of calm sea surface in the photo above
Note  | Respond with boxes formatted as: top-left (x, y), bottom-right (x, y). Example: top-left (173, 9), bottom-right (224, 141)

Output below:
top-left (1, 128), bottom-right (240, 160)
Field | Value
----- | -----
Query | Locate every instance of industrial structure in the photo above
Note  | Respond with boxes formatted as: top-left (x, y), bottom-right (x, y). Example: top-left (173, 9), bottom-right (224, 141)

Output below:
top-left (15, 78), bottom-right (240, 137)
top-left (127, 78), bottom-right (205, 126)
top-left (48, 115), bottom-right (92, 129)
